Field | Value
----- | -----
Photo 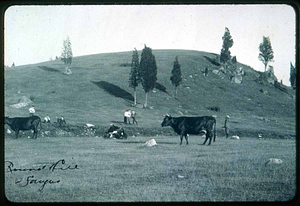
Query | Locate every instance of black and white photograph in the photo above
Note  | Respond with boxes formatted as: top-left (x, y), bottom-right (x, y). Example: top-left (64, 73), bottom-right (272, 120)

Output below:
top-left (3, 3), bottom-right (297, 203)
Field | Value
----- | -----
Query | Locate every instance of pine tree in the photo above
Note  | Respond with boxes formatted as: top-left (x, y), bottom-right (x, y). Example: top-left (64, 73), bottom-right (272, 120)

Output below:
top-left (220, 27), bottom-right (234, 72)
top-left (290, 62), bottom-right (296, 90)
top-left (259, 36), bottom-right (274, 72)
top-left (170, 56), bottom-right (182, 98)
top-left (61, 36), bottom-right (73, 74)
top-left (129, 48), bottom-right (140, 105)
top-left (139, 45), bottom-right (157, 108)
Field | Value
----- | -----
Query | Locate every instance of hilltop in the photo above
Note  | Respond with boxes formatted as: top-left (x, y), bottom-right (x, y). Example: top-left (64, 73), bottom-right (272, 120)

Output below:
top-left (4, 49), bottom-right (296, 138)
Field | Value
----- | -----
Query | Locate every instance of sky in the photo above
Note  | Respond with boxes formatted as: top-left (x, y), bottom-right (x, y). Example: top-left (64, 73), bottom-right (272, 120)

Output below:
top-left (4, 4), bottom-right (296, 85)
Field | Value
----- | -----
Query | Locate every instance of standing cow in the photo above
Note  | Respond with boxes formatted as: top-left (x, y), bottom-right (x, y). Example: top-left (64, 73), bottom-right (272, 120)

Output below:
top-left (161, 114), bottom-right (216, 145)
top-left (4, 116), bottom-right (42, 139)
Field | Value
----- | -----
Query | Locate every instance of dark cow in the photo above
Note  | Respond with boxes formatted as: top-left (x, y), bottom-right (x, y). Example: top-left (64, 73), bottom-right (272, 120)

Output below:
top-left (5, 116), bottom-right (42, 139)
top-left (106, 124), bottom-right (120, 133)
top-left (161, 114), bottom-right (216, 145)
top-left (111, 127), bottom-right (127, 139)
top-left (104, 125), bottom-right (127, 139)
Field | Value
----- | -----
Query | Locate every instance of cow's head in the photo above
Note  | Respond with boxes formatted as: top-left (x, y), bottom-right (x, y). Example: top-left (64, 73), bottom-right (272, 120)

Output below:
top-left (118, 127), bottom-right (125, 136)
top-left (4, 117), bottom-right (11, 124)
top-left (161, 114), bottom-right (173, 127)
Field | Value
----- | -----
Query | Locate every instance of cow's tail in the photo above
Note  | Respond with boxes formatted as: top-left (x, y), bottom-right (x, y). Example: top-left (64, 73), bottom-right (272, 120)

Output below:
top-left (38, 117), bottom-right (42, 130)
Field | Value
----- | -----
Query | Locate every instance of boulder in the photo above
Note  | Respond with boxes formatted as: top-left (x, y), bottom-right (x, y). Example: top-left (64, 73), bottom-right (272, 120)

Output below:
top-left (212, 70), bottom-right (220, 75)
top-left (231, 135), bottom-right (240, 140)
top-left (219, 66), bottom-right (225, 73)
top-left (257, 69), bottom-right (278, 85)
top-left (10, 96), bottom-right (33, 108)
top-left (236, 67), bottom-right (244, 75)
top-left (265, 158), bottom-right (283, 165)
top-left (143, 139), bottom-right (157, 147)
top-left (231, 74), bottom-right (242, 84)
top-left (86, 123), bottom-right (95, 128)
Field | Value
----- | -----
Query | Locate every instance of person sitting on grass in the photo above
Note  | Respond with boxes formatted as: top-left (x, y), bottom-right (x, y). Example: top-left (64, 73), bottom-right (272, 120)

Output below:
top-left (57, 116), bottom-right (66, 127)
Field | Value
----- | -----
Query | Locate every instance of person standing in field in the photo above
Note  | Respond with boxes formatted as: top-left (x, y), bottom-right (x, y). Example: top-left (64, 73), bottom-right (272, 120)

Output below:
top-left (124, 110), bottom-right (131, 124)
top-left (223, 115), bottom-right (230, 138)
top-left (124, 110), bottom-right (127, 124)
top-left (204, 66), bottom-right (208, 76)
top-left (131, 110), bottom-right (138, 125)
top-left (29, 105), bottom-right (35, 116)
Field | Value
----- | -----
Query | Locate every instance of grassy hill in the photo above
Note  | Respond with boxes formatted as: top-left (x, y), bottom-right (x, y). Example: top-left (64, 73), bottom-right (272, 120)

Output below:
top-left (4, 49), bottom-right (296, 138)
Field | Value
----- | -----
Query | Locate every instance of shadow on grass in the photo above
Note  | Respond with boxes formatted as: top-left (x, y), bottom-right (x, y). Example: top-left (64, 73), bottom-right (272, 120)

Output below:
top-left (155, 82), bottom-right (170, 95)
top-left (156, 141), bottom-right (178, 145)
top-left (116, 141), bottom-right (178, 145)
top-left (111, 121), bottom-right (125, 124)
top-left (91, 81), bottom-right (134, 102)
top-left (38, 66), bottom-right (62, 73)
top-left (203, 56), bottom-right (221, 66)
top-left (116, 141), bottom-right (144, 144)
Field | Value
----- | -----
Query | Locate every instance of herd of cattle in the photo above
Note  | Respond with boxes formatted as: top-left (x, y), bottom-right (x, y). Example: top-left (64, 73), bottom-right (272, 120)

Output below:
top-left (4, 114), bottom-right (218, 145)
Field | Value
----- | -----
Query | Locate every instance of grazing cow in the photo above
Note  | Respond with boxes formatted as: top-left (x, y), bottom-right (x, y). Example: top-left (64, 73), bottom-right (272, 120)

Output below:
top-left (161, 114), bottom-right (216, 145)
top-left (4, 116), bottom-right (41, 139)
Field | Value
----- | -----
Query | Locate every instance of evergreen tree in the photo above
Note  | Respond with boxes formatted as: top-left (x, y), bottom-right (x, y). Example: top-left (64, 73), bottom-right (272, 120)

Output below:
top-left (61, 36), bottom-right (73, 74)
top-left (258, 36), bottom-right (274, 72)
top-left (139, 45), bottom-right (157, 108)
top-left (290, 62), bottom-right (296, 90)
top-left (129, 48), bottom-right (140, 105)
top-left (220, 27), bottom-right (234, 71)
top-left (170, 56), bottom-right (182, 98)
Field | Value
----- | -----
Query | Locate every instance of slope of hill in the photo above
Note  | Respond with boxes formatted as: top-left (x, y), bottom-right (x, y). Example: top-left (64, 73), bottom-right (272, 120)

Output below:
top-left (4, 50), bottom-right (296, 138)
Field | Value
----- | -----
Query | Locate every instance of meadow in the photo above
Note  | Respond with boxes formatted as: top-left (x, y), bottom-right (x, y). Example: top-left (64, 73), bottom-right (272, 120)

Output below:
top-left (4, 49), bottom-right (297, 203)
top-left (4, 135), bottom-right (296, 202)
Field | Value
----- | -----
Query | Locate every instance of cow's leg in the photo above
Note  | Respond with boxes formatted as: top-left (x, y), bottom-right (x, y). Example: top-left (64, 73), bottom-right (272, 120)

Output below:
top-left (15, 129), bottom-right (19, 139)
top-left (32, 129), bottom-right (35, 139)
top-left (185, 134), bottom-right (189, 145)
top-left (33, 128), bottom-right (38, 139)
top-left (180, 135), bottom-right (183, 145)
top-left (207, 131), bottom-right (212, 145)
top-left (213, 129), bottom-right (217, 142)
top-left (202, 135), bottom-right (208, 145)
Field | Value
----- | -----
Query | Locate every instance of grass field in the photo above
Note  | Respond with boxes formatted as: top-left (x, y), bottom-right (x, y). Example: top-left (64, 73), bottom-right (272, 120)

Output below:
top-left (4, 50), bottom-right (296, 134)
top-left (4, 135), bottom-right (296, 202)
top-left (4, 49), bottom-right (297, 203)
